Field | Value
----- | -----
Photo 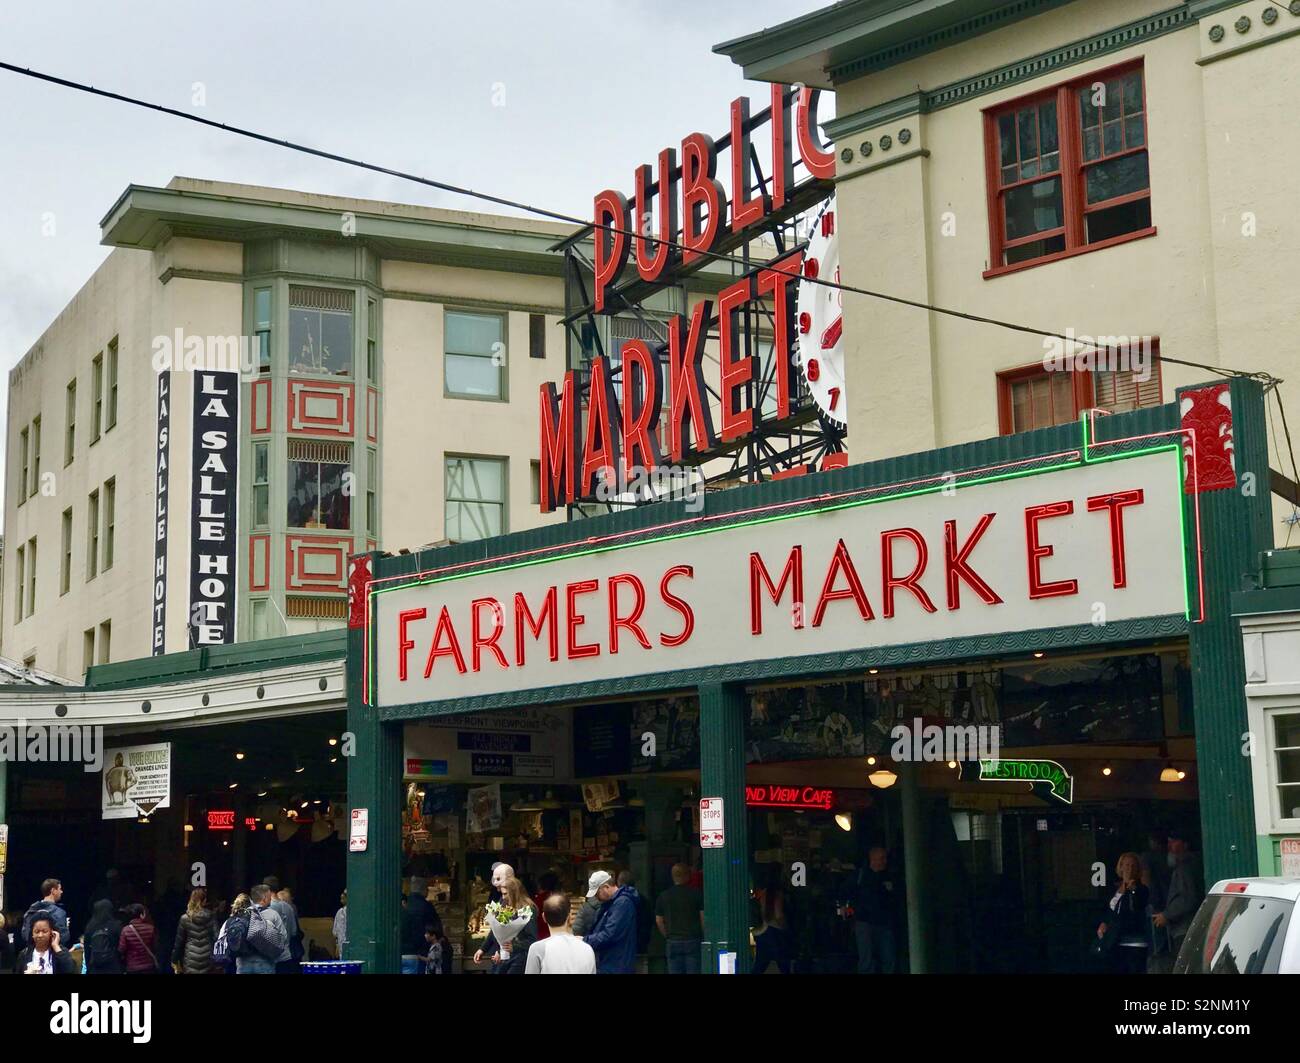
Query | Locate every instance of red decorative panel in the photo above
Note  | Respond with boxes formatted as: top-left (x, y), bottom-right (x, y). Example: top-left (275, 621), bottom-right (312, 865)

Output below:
top-left (348, 554), bottom-right (373, 629)
top-left (1180, 383), bottom-right (1235, 493)
top-left (285, 534), bottom-right (352, 591)
top-left (366, 387), bottom-right (379, 443)
top-left (249, 534), bottom-right (271, 591)
top-left (251, 379), bottom-right (272, 434)
top-left (287, 379), bottom-right (355, 437)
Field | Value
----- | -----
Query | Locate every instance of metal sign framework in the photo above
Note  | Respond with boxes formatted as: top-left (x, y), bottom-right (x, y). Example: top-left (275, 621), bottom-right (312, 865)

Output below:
top-left (551, 91), bottom-right (844, 516)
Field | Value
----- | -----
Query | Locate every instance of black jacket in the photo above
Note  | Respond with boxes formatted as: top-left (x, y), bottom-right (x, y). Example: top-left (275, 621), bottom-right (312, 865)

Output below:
top-left (83, 900), bottom-right (124, 974)
top-left (483, 910), bottom-right (538, 974)
top-left (401, 896), bottom-right (442, 955)
top-left (1102, 882), bottom-right (1150, 943)
top-left (17, 946), bottom-right (76, 974)
top-left (854, 868), bottom-right (899, 926)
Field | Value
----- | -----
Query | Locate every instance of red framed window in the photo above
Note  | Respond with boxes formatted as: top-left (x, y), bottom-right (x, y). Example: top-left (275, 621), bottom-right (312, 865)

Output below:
top-left (985, 62), bottom-right (1153, 276)
top-left (997, 343), bottom-right (1163, 435)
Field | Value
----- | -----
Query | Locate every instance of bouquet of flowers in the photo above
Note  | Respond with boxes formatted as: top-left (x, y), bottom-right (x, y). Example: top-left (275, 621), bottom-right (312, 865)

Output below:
top-left (483, 900), bottom-right (534, 952)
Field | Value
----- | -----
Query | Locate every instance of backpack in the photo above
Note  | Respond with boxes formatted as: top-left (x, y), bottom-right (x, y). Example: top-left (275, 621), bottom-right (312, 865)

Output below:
top-left (87, 924), bottom-right (118, 970)
top-left (213, 914), bottom-right (248, 963)
top-left (246, 906), bottom-right (286, 961)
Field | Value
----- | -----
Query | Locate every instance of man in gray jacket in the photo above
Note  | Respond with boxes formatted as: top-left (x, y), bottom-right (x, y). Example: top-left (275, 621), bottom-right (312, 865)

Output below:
top-left (1153, 829), bottom-right (1204, 967)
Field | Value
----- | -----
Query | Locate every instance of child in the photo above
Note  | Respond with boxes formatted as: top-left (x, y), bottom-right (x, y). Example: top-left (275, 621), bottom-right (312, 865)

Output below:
top-left (424, 922), bottom-right (453, 975)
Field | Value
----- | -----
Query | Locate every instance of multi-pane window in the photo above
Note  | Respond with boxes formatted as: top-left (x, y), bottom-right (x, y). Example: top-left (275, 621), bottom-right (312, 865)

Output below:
top-left (17, 427), bottom-right (28, 507)
top-left (289, 286), bottom-right (353, 377)
top-left (91, 353), bottom-right (104, 442)
top-left (366, 298), bottom-right (378, 383)
top-left (529, 313), bottom-right (546, 359)
top-left (1094, 352), bottom-right (1163, 414)
top-left (1274, 712), bottom-right (1300, 823)
top-left (445, 310), bottom-right (505, 399)
top-left (255, 288), bottom-right (272, 374)
top-left (14, 544), bottom-right (24, 620)
top-left (87, 489), bottom-right (100, 580)
top-left (987, 63), bottom-right (1151, 271)
top-left (106, 337), bottom-right (119, 431)
top-left (60, 508), bottom-right (72, 596)
top-left (445, 455), bottom-right (505, 542)
top-left (366, 448), bottom-right (377, 539)
top-left (288, 439), bottom-right (351, 529)
top-left (998, 366), bottom-right (1085, 434)
top-left (103, 479), bottom-right (116, 571)
top-left (65, 379), bottom-right (76, 465)
top-left (25, 537), bottom-right (36, 618)
top-left (252, 442), bottom-right (270, 528)
top-left (30, 417), bottom-right (41, 497)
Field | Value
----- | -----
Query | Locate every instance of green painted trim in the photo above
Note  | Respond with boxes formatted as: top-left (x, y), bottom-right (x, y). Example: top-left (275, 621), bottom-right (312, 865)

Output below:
top-left (384, 289), bottom-right (563, 315)
top-left (1187, 0), bottom-right (1246, 17)
top-left (1256, 834), bottom-right (1279, 875)
top-left (1196, 22), bottom-right (1300, 64)
top-left (1232, 588), bottom-right (1300, 616)
top-left (837, 148), bottom-right (931, 183)
top-left (824, 5), bottom-right (1192, 136)
top-left (158, 267), bottom-right (243, 286)
top-left (375, 614), bottom-right (1187, 722)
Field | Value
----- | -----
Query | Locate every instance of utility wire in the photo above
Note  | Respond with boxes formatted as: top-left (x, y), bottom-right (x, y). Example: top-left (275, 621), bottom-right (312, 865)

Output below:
top-left (0, 59), bottom-right (1277, 384)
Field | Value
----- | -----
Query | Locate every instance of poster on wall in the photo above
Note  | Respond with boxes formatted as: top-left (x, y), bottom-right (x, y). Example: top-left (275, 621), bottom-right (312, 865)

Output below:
top-left (152, 370), bottom-right (171, 655)
top-left (188, 371), bottom-right (239, 647)
top-left (466, 784), bottom-right (502, 833)
top-left (403, 707), bottom-right (571, 781)
top-left (101, 743), bottom-right (171, 820)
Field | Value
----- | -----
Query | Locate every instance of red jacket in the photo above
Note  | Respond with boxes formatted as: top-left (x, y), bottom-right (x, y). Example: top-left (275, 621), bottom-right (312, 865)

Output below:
top-left (119, 919), bottom-right (159, 973)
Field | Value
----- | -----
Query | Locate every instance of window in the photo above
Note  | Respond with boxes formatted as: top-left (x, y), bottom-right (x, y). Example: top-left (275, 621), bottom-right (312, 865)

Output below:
top-left (251, 599), bottom-right (271, 640)
top-left (255, 288), bottom-right (272, 374)
top-left (1093, 352), bottom-right (1163, 414)
top-left (445, 455), bottom-right (505, 542)
top-left (529, 313), bottom-right (546, 359)
top-left (289, 286), bottom-right (353, 377)
top-left (87, 489), bottom-right (100, 581)
top-left (997, 365), bottom-right (1088, 434)
top-left (103, 479), bottom-right (116, 571)
top-left (287, 439), bottom-right (351, 529)
top-left (1273, 711), bottom-right (1300, 824)
top-left (25, 537), bottom-right (36, 618)
top-left (1176, 893), bottom-right (1293, 974)
top-left (60, 508), bottom-right (72, 596)
top-left (366, 298), bottom-right (378, 383)
top-left (91, 352), bottom-right (103, 442)
top-left (445, 310), bottom-right (505, 399)
top-left (106, 337), bottom-right (119, 431)
top-left (65, 379), bottom-right (76, 465)
top-left (14, 544), bottom-right (24, 621)
top-left (366, 448), bottom-right (377, 539)
top-left (252, 442), bottom-right (270, 528)
top-left (30, 417), bottom-right (41, 497)
top-left (83, 628), bottom-right (95, 675)
top-left (98, 620), bottom-right (111, 665)
top-left (530, 460), bottom-right (541, 507)
top-left (986, 63), bottom-right (1151, 273)
top-left (17, 426), bottom-right (28, 507)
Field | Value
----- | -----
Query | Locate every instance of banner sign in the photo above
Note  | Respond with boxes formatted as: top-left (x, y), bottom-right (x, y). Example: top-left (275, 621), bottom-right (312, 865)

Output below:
top-left (970, 758), bottom-right (1074, 805)
top-left (403, 707), bottom-right (571, 781)
top-left (189, 371), bottom-right (239, 646)
top-left (152, 371), bottom-right (171, 655)
top-left (372, 449), bottom-right (1187, 709)
top-left (102, 743), bottom-right (171, 820)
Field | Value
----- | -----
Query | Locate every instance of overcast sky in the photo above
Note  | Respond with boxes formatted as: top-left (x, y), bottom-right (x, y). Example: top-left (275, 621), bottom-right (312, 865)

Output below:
top-left (0, 0), bottom-right (830, 485)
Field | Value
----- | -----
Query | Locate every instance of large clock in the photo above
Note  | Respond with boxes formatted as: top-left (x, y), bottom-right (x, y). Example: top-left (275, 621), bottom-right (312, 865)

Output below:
top-left (794, 196), bottom-right (846, 427)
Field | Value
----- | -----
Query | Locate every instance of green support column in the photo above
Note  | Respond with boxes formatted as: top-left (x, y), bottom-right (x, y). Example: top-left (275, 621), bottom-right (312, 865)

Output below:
top-left (346, 554), bottom-right (402, 973)
top-left (899, 760), bottom-right (927, 974)
top-left (698, 682), bottom-right (750, 974)
top-left (1181, 378), bottom-right (1272, 884)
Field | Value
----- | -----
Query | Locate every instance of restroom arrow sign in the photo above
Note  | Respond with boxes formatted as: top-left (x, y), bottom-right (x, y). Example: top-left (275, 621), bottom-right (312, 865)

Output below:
top-left (965, 758), bottom-right (1074, 805)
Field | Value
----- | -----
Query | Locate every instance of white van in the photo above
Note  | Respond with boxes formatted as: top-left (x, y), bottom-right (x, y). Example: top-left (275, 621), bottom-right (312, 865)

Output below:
top-left (1173, 878), bottom-right (1300, 974)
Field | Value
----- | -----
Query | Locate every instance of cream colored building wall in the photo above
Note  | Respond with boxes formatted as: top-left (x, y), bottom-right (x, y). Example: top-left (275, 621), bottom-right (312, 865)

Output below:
top-left (829, 0), bottom-right (1300, 547)
top-left (380, 260), bottom-right (567, 552)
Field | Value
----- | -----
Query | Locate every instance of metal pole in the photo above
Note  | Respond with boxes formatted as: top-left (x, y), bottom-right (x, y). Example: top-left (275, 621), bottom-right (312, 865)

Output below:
top-left (900, 759), bottom-right (927, 974)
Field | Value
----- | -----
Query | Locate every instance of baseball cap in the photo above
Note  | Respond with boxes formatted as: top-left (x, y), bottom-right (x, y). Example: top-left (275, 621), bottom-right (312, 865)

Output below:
top-left (586, 870), bottom-right (613, 898)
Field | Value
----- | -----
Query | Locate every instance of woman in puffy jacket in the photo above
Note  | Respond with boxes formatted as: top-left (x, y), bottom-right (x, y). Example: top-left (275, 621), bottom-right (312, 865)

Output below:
top-left (172, 888), bottom-right (216, 974)
top-left (118, 904), bottom-right (160, 974)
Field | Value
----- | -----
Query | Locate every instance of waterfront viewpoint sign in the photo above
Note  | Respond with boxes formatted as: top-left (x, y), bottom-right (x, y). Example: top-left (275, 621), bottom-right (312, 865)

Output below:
top-left (369, 448), bottom-right (1187, 709)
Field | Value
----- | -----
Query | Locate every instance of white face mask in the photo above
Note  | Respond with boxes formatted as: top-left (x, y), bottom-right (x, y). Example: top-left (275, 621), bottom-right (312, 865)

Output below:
top-left (1167, 851), bottom-right (1178, 868)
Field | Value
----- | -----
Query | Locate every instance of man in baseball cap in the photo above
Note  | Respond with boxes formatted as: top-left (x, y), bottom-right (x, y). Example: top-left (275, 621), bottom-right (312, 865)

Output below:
top-left (583, 870), bottom-right (640, 974)
top-left (571, 870), bottom-right (611, 938)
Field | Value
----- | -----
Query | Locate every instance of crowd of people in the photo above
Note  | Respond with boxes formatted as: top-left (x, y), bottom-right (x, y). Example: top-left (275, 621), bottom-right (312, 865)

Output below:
top-left (0, 871), bottom-right (326, 976)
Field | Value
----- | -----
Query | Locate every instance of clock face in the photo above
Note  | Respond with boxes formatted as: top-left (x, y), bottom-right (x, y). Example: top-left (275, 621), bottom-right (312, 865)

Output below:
top-left (794, 196), bottom-right (846, 427)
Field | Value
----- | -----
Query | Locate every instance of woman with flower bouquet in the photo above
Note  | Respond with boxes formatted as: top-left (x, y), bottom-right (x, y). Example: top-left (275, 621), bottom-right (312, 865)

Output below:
top-left (480, 877), bottom-right (537, 975)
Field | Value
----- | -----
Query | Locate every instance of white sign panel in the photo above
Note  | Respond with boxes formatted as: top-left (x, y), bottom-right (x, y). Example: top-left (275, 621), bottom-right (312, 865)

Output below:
top-left (403, 707), bottom-right (571, 781)
top-left (350, 808), bottom-right (369, 853)
top-left (1282, 838), bottom-right (1300, 877)
top-left (700, 797), bottom-right (725, 848)
top-left (372, 450), bottom-right (1186, 708)
top-left (102, 743), bottom-right (171, 820)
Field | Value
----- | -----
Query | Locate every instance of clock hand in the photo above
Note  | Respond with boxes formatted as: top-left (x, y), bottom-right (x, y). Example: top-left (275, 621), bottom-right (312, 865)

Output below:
top-left (820, 315), bottom-right (842, 350)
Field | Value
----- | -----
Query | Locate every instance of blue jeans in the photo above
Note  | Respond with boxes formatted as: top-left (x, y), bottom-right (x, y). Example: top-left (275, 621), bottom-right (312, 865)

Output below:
top-left (400, 956), bottom-right (423, 975)
top-left (854, 922), bottom-right (897, 974)
top-left (666, 940), bottom-right (701, 974)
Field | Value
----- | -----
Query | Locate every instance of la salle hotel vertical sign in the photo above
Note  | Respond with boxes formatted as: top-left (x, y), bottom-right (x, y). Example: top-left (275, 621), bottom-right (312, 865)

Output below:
top-left (152, 371), bottom-right (171, 654)
top-left (189, 372), bottom-right (239, 646)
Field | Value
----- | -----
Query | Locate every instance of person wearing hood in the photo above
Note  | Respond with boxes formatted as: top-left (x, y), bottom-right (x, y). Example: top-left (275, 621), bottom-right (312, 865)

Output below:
top-left (82, 899), bottom-right (124, 974)
top-left (581, 870), bottom-right (640, 974)
top-left (172, 888), bottom-right (216, 974)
